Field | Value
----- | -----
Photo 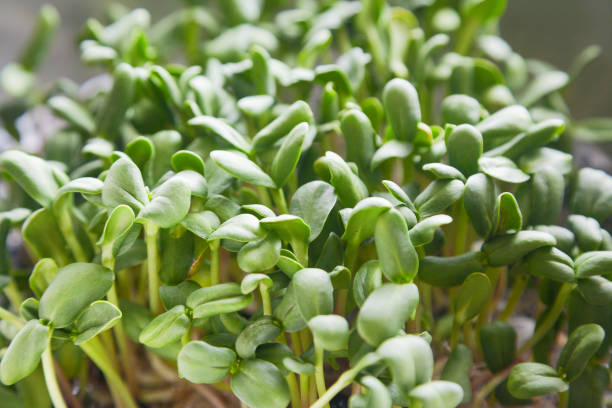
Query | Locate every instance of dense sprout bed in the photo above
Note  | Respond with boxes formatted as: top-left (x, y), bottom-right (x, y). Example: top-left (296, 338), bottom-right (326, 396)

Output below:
top-left (0, 1), bottom-right (612, 408)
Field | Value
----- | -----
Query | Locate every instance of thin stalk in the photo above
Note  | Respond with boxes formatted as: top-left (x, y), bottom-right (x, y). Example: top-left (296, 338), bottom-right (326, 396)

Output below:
top-left (209, 239), bottom-right (220, 285)
top-left (58, 205), bottom-right (88, 262)
top-left (3, 282), bottom-right (23, 311)
top-left (499, 274), bottom-right (529, 321)
top-left (453, 201), bottom-right (468, 255)
top-left (518, 283), bottom-right (574, 355)
top-left (182, 326), bottom-right (191, 346)
top-left (285, 373), bottom-right (301, 408)
top-left (449, 319), bottom-right (460, 349)
top-left (472, 365), bottom-right (513, 408)
top-left (0, 306), bottom-right (24, 328)
top-left (311, 368), bottom-right (358, 408)
top-left (80, 337), bottom-right (138, 408)
top-left (256, 186), bottom-right (274, 208)
top-left (260, 282), bottom-right (272, 315)
top-left (314, 343), bottom-right (328, 408)
top-left (558, 390), bottom-right (569, 408)
top-left (455, 17), bottom-right (479, 55)
top-left (344, 242), bottom-right (359, 273)
top-left (271, 188), bottom-right (289, 214)
top-left (144, 223), bottom-right (161, 315)
top-left (42, 335), bottom-right (67, 408)
top-left (300, 374), bottom-right (310, 408)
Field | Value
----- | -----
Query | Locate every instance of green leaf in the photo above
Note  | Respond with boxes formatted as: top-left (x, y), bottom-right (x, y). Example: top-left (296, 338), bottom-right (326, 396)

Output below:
top-left (74, 300), bottom-right (121, 345)
top-left (577, 276), bottom-right (612, 306)
top-left (0, 150), bottom-right (66, 208)
top-left (482, 230), bottom-right (556, 266)
top-left (375, 208), bottom-right (419, 283)
top-left (441, 94), bottom-right (481, 125)
top-left (171, 150), bottom-right (205, 175)
top-left (415, 179), bottom-right (464, 218)
top-left (181, 211), bottom-right (220, 239)
top-left (273, 282), bottom-right (306, 332)
top-left (309, 314), bottom-right (350, 351)
top-left (349, 375), bottom-right (392, 408)
top-left (340, 109), bottom-right (376, 178)
top-left (574, 251), bottom-right (612, 278)
top-left (29, 258), bottom-right (58, 299)
top-left (210, 150), bottom-right (276, 188)
top-left (260, 215), bottom-right (310, 260)
top-left (96, 63), bottom-right (136, 140)
top-left (191, 294), bottom-right (253, 320)
top-left (419, 252), bottom-right (484, 288)
top-left (519, 70), bottom-right (569, 107)
top-left (464, 173), bottom-right (497, 238)
top-left (453, 272), bottom-right (491, 325)
top-left (519, 147), bottom-right (572, 175)
top-left (352, 261), bottom-right (382, 307)
top-left (39, 263), bottom-right (114, 328)
top-left (102, 158), bottom-right (149, 212)
top-left (571, 168), bottom-right (612, 222)
top-left (381, 180), bottom-right (416, 211)
top-left (48, 95), bottom-right (95, 134)
top-left (440, 345), bottom-right (473, 402)
top-left (479, 156), bottom-right (529, 184)
top-left (475, 105), bottom-right (531, 142)
top-left (408, 381), bottom-right (464, 408)
top-left (252, 101), bottom-right (313, 151)
top-left (231, 359), bottom-right (290, 408)
top-left (377, 335), bottom-right (433, 396)
top-left (0, 320), bottom-right (49, 385)
top-left (98, 205), bottom-right (135, 246)
top-left (238, 95), bottom-right (275, 117)
top-left (382, 78), bottom-right (421, 141)
top-left (521, 167), bottom-right (565, 226)
top-left (557, 323), bottom-right (605, 381)
top-left (238, 233), bottom-right (281, 273)
top-left (209, 214), bottom-right (266, 242)
top-left (410, 215), bottom-right (453, 247)
top-left (159, 281), bottom-right (200, 310)
top-left (315, 151), bottom-right (369, 208)
top-left (188, 116), bottom-right (251, 154)
top-left (568, 215), bottom-right (602, 252)
top-left (270, 123), bottom-right (307, 188)
top-left (485, 119), bottom-right (565, 159)
top-left (524, 247), bottom-right (575, 282)
top-left (480, 321), bottom-right (516, 373)
top-left (137, 176), bottom-right (190, 228)
top-left (21, 208), bottom-right (68, 262)
top-left (422, 163), bottom-right (466, 181)
top-left (446, 124), bottom-right (483, 177)
top-left (371, 140), bottom-right (413, 170)
top-left (289, 181), bottom-right (337, 242)
top-left (508, 362), bottom-right (568, 399)
top-left (357, 283), bottom-right (419, 346)
top-left (292, 268), bottom-right (334, 321)
top-left (493, 192), bottom-right (522, 235)
top-left (236, 316), bottom-right (282, 359)
top-left (186, 283), bottom-right (243, 310)
top-left (178, 340), bottom-right (236, 383)
top-left (124, 136), bottom-right (154, 169)
top-left (240, 274), bottom-right (273, 295)
top-left (139, 305), bottom-right (190, 348)
top-left (343, 197), bottom-right (393, 246)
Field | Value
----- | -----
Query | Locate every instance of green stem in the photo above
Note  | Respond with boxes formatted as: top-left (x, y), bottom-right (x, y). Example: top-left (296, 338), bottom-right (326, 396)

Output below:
top-left (209, 239), bottom-right (220, 285)
top-left (314, 342), bottom-right (328, 407)
top-left (472, 366), bottom-right (511, 408)
top-left (455, 17), bottom-right (479, 55)
top-left (311, 368), bottom-right (357, 408)
top-left (286, 371), bottom-right (301, 408)
top-left (256, 186), bottom-right (274, 209)
top-left (518, 283), bottom-right (574, 355)
top-left (344, 242), bottom-right (359, 273)
top-left (0, 306), bottom-right (24, 328)
top-left (558, 390), bottom-right (569, 408)
top-left (498, 274), bottom-right (529, 321)
top-left (182, 326), bottom-right (191, 346)
top-left (42, 335), bottom-right (67, 408)
top-left (271, 188), bottom-right (289, 214)
top-left (260, 283), bottom-right (272, 315)
top-left (58, 205), bottom-right (88, 262)
top-left (453, 201), bottom-right (468, 255)
top-left (144, 223), bottom-right (161, 315)
top-left (449, 319), bottom-right (460, 349)
top-left (80, 337), bottom-right (138, 408)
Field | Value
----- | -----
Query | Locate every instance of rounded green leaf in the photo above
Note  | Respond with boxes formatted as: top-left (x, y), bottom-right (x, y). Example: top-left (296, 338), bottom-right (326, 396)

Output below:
top-left (210, 150), bottom-right (275, 188)
top-left (557, 323), bottom-right (605, 381)
top-left (508, 362), bottom-right (568, 399)
top-left (270, 122), bottom-right (307, 188)
top-left (422, 163), bottom-right (466, 181)
top-left (178, 340), bottom-right (236, 383)
top-left (446, 124), bottom-right (483, 177)
top-left (340, 109), bottom-right (376, 178)
top-left (39, 263), bottom-right (114, 328)
top-left (238, 233), bottom-right (281, 273)
top-left (343, 197), bottom-right (393, 246)
top-left (308, 314), bottom-right (350, 351)
top-left (353, 260), bottom-right (383, 307)
top-left (186, 283), bottom-right (243, 310)
top-left (236, 316), bottom-right (282, 359)
top-left (48, 95), bottom-right (94, 134)
top-left (74, 300), bottom-right (121, 345)
top-left (418, 252), bottom-right (484, 288)
top-left (524, 247), bottom-right (575, 282)
top-left (0, 320), bottom-right (49, 385)
top-left (440, 345), bottom-right (473, 403)
top-left (568, 215), bottom-right (602, 252)
top-left (209, 214), bottom-right (266, 242)
top-left (252, 100), bottom-right (313, 151)
top-left (410, 215), bottom-right (453, 247)
top-left (441, 94), bottom-right (481, 125)
top-left (171, 150), bottom-right (205, 175)
top-left (181, 211), bottom-right (220, 239)
top-left (475, 105), bottom-right (531, 142)
top-left (101, 157), bottom-right (149, 212)
top-left (292, 268), bottom-right (333, 321)
top-left (289, 181), bottom-right (337, 242)
top-left (415, 179), bottom-right (465, 218)
top-left (377, 335), bottom-right (433, 396)
top-left (124, 136), bottom-right (153, 168)
top-left (479, 321), bottom-right (516, 373)
top-left (493, 192), bottom-right (522, 235)
top-left (371, 140), bottom-right (413, 170)
top-left (188, 116), bottom-right (251, 154)
top-left (231, 359), bottom-right (290, 408)
top-left (137, 176), bottom-right (190, 228)
top-left (464, 173), bottom-right (496, 238)
top-left (577, 276), bottom-right (612, 306)
top-left (453, 272), bottom-right (491, 325)
top-left (240, 274), bottom-right (273, 295)
top-left (192, 295), bottom-right (253, 320)
top-left (382, 78), bottom-right (421, 141)
top-left (485, 119), bottom-right (565, 160)
top-left (482, 230), bottom-right (556, 267)
top-left (138, 305), bottom-right (190, 348)
top-left (29, 258), bottom-right (58, 299)
top-left (375, 208), bottom-right (419, 283)
top-left (408, 380), bottom-right (463, 408)
top-left (315, 151), bottom-right (369, 208)
top-left (349, 375), bottom-right (392, 408)
top-left (98, 205), bottom-right (135, 246)
top-left (357, 283), bottom-right (419, 346)
top-left (574, 251), bottom-right (612, 278)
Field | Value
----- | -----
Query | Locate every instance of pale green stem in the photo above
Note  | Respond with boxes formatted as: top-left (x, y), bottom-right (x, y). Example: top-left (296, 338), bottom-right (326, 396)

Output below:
top-left (271, 188), bottom-right (289, 214)
top-left (472, 366), bottom-right (511, 408)
top-left (256, 186), bottom-right (274, 209)
top-left (58, 205), bottom-right (88, 262)
top-left (518, 283), bottom-right (574, 355)
top-left (42, 334), bottom-right (67, 408)
top-left (182, 326), bottom-right (191, 346)
top-left (260, 283), bottom-right (272, 315)
top-left (498, 274), bottom-right (529, 321)
top-left (314, 342), bottom-right (329, 408)
top-left (286, 372), bottom-right (301, 408)
top-left (144, 223), bottom-right (161, 315)
top-left (311, 368), bottom-right (359, 408)
top-left (209, 239), bottom-right (220, 285)
top-left (453, 201), bottom-right (468, 255)
top-left (80, 337), bottom-right (137, 408)
top-left (558, 390), bottom-right (569, 408)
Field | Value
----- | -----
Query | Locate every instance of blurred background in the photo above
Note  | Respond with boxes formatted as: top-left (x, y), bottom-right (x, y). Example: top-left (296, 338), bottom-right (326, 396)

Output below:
top-left (1, 0), bottom-right (611, 118)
